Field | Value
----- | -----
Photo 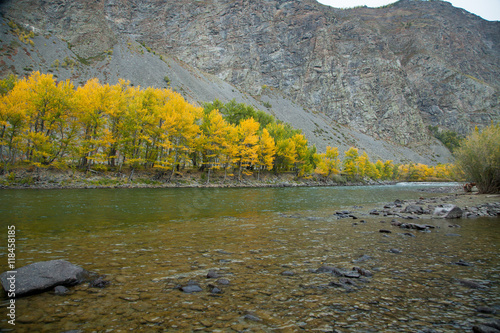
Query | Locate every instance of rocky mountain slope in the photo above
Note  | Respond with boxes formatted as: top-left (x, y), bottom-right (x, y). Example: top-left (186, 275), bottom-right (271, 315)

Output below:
top-left (1, 0), bottom-right (499, 164)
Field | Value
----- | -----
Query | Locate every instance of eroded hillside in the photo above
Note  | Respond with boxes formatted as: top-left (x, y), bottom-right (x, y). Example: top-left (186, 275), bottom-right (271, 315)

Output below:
top-left (1, 0), bottom-right (499, 163)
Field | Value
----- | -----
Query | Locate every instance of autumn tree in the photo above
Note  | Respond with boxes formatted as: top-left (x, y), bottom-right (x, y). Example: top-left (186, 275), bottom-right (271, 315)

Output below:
top-left (200, 109), bottom-right (235, 183)
top-left (343, 147), bottom-right (360, 180)
top-left (74, 78), bottom-right (114, 169)
top-left (0, 76), bottom-right (26, 172)
top-left (256, 128), bottom-right (276, 179)
top-left (161, 91), bottom-right (202, 180)
top-left (12, 72), bottom-right (77, 166)
top-left (235, 117), bottom-right (259, 180)
top-left (316, 146), bottom-right (341, 179)
top-left (266, 122), bottom-right (301, 172)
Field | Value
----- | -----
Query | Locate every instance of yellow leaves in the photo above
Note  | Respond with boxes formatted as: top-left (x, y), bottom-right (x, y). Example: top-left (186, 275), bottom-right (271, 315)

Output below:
top-left (315, 146), bottom-right (340, 177)
top-left (236, 118), bottom-right (260, 178)
top-left (0, 71), bottom-right (464, 182)
top-left (257, 128), bottom-right (276, 171)
top-left (397, 163), bottom-right (457, 181)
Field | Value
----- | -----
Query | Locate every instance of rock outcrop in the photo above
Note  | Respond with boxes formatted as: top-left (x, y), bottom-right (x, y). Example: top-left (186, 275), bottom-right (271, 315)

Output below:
top-left (0, 0), bottom-right (498, 162)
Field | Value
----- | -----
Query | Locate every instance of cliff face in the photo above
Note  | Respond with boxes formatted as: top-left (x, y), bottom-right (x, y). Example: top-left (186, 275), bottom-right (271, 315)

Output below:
top-left (1, 0), bottom-right (499, 162)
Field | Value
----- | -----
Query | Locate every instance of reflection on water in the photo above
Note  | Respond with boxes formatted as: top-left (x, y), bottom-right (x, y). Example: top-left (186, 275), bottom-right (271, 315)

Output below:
top-left (0, 186), bottom-right (498, 332)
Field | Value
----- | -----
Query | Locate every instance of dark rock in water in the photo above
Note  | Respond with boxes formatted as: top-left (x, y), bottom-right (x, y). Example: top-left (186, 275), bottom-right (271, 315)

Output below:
top-left (207, 270), bottom-right (221, 279)
top-left (389, 248), bottom-right (402, 254)
top-left (353, 254), bottom-right (372, 263)
top-left (379, 229), bottom-right (392, 233)
top-left (370, 210), bottom-right (380, 215)
top-left (343, 271), bottom-right (361, 278)
top-left (329, 278), bottom-right (358, 292)
top-left (209, 285), bottom-right (223, 294)
top-left (403, 205), bottom-right (425, 214)
top-left (0, 260), bottom-right (89, 297)
top-left (281, 270), bottom-right (295, 276)
top-left (458, 279), bottom-right (487, 289)
top-left (402, 232), bottom-right (416, 237)
top-left (181, 283), bottom-right (203, 293)
top-left (409, 223), bottom-right (433, 230)
top-left (89, 276), bottom-right (111, 288)
top-left (244, 312), bottom-right (262, 322)
top-left (433, 204), bottom-right (463, 219)
top-left (353, 267), bottom-right (373, 277)
top-left (314, 265), bottom-right (344, 276)
top-left (473, 324), bottom-right (500, 333)
top-left (479, 319), bottom-right (500, 330)
top-left (454, 259), bottom-right (473, 266)
top-left (54, 285), bottom-right (70, 295)
top-left (391, 220), bottom-right (403, 226)
top-left (477, 306), bottom-right (497, 314)
top-left (216, 278), bottom-right (230, 285)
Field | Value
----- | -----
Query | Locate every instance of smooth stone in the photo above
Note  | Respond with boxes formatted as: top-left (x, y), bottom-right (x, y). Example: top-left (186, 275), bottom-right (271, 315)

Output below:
top-left (0, 260), bottom-right (89, 297)
top-left (54, 285), bottom-right (70, 295)
top-left (181, 285), bottom-right (203, 293)
top-left (216, 278), bottom-right (230, 285)
top-left (207, 270), bottom-right (221, 279)
top-left (353, 254), bottom-right (372, 263)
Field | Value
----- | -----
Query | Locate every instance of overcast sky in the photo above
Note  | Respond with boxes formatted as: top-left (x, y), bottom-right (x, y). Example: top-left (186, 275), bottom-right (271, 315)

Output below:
top-left (316, 0), bottom-right (500, 21)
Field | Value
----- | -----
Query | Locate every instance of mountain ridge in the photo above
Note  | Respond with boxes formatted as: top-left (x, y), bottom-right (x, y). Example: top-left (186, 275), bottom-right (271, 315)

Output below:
top-left (0, 0), bottom-right (498, 164)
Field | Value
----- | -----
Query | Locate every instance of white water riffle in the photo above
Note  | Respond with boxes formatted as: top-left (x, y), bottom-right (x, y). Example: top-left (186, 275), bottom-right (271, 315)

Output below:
top-left (395, 182), bottom-right (462, 187)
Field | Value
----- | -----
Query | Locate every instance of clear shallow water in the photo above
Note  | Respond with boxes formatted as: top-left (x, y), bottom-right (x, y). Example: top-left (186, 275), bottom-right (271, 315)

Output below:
top-left (0, 185), bottom-right (498, 332)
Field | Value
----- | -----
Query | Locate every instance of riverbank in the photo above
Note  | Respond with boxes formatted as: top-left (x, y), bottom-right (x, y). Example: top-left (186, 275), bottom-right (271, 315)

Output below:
top-left (0, 167), bottom-right (402, 190)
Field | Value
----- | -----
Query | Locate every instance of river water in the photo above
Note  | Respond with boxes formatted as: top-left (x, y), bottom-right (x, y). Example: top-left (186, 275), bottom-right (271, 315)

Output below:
top-left (0, 184), bottom-right (499, 332)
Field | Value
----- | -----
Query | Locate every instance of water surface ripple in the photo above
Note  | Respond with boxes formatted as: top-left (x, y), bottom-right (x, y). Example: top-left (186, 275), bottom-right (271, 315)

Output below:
top-left (0, 185), bottom-right (498, 332)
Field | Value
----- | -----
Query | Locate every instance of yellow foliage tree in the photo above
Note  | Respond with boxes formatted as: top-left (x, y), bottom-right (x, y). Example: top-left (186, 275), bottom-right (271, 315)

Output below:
top-left (74, 78), bottom-right (115, 168)
top-left (256, 128), bottom-right (276, 179)
top-left (236, 117), bottom-right (259, 180)
top-left (343, 147), bottom-right (360, 180)
top-left (200, 109), bottom-right (236, 183)
top-left (315, 146), bottom-right (341, 178)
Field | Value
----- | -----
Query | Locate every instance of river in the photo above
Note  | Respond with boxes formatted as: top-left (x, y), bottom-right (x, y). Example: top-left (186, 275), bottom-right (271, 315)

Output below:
top-left (0, 184), bottom-right (499, 332)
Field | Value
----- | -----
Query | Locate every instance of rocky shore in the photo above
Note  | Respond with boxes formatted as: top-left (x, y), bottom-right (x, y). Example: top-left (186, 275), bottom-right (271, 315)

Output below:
top-left (0, 167), bottom-right (398, 190)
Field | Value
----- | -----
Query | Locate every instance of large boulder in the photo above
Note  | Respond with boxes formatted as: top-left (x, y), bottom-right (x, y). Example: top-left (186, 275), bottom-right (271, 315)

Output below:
top-left (0, 260), bottom-right (89, 297)
top-left (433, 204), bottom-right (463, 219)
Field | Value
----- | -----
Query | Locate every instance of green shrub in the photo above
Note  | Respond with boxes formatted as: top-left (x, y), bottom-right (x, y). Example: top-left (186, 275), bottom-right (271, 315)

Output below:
top-left (455, 124), bottom-right (500, 193)
top-left (428, 125), bottom-right (462, 152)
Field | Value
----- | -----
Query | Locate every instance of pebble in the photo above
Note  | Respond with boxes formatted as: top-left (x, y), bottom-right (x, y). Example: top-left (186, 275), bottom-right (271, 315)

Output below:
top-left (216, 278), bottom-right (230, 285)
top-left (54, 285), bottom-right (70, 295)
